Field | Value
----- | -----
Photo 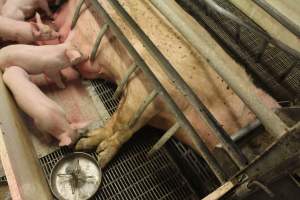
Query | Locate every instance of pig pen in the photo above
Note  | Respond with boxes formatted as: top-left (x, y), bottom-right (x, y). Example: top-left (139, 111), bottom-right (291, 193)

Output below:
top-left (0, 0), bottom-right (300, 200)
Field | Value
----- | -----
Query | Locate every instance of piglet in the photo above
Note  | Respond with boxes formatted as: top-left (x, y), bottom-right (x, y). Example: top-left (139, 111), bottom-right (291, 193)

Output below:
top-left (1, 0), bottom-right (52, 20)
top-left (0, 31), bottom-right (87, 88)
top-left (0, 13), bottom-right (59, 44)
top-left (2, 66), bottom-right (88, 146)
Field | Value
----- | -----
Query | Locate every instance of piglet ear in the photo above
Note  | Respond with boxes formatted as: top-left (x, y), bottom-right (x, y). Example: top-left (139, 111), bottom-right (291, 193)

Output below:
top-left (65, 49), bottom-right (83, 65)
top-left (30, 22), bottom-right (41, 37)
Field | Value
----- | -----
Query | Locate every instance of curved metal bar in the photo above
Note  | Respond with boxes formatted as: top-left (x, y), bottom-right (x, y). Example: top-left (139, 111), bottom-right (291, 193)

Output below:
top-left (128, 90), bottom-right (159, 128)
top-left (148, 122), bottom-right (180, 155)
top-left (90, 23), bottom-right (109, 61)
top-left (248, 180), bottom-right (275, 198)
top-left (203, 0), bottom-right (300, 59)
top-left (113, 63), bottom-right (138, 99)
top-left (88, 0), bottom-right (227, 183)
top-left (71, 0), bottom-right (85, 29)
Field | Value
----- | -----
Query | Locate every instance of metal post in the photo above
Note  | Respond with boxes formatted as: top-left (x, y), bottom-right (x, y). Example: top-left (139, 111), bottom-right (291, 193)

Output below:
top-left (88, 0), bottom-right (227, 183)
top-left (150, 0), bottom-right (288, 139)
top-left (108, 0), bottom-right (248, 168)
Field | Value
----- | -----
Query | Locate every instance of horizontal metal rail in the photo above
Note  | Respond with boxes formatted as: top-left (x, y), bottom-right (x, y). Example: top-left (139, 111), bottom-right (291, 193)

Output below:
top-left (108, 0), bottom-right (248, 169)
top-left (86, 0), bottom-right (227, 183)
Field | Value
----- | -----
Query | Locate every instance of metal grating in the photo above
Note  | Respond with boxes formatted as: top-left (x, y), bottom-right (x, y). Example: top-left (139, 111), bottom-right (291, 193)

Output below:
top-left (176, 0), bottom-right (300, 103)
top-left (91, 79), bottom-right (120, 115)
top-left (39, 131), bottom-right (199, 200)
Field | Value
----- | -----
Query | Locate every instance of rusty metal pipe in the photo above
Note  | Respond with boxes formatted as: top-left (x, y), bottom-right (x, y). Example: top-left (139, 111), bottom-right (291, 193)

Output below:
top-left (109, 0), bottom-right (248, 169)
top-left (88, 0), bottom-right (227, 183)
top-left (150, 0), bottom-right (288, 139)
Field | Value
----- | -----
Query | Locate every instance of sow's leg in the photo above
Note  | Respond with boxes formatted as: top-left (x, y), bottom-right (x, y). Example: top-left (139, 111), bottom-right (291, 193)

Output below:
top-left (76, 80), bottom-right (158, 167)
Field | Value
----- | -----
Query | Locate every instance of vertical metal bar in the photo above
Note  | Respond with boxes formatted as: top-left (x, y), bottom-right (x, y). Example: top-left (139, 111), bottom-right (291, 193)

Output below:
top-left (90, 23), bottom-right (109, 61)
top-left (88, 0), bottom-right (227, 182)
top-left (150, 0), bottom-right (288, 138)
top-left (71, 0), bottom-right (85, 29)
top-left (108, 0), bottom-right (248, 168)
top-left (113, 63), bottom-right (138, 99)
top-left (128, 90), bottom-right (159, 128)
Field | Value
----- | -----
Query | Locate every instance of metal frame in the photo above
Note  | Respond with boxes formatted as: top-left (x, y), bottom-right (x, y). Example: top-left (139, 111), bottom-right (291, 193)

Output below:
top-left (73, 0), bottom-right (228, 183)
top-left (72, 0), bottom-right (299, 196)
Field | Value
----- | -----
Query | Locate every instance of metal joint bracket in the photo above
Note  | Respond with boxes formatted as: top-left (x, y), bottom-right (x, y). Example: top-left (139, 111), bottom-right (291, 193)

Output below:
top-left (113, 63), bottom-right (139, 99)
top-left (71, 0), bottom-right (85, 29)
top-left (90, 23), bottom-right (109, 61)
top-left (128, 90), bottom-right (159, 128)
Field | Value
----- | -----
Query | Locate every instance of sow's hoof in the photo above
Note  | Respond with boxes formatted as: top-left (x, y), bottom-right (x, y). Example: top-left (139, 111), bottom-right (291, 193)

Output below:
top-left (75, 127), bottom-right (120, 168)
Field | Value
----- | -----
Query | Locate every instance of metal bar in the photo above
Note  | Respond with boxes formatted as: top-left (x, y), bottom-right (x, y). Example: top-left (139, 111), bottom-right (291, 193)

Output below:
top-left (253, 0), bottom-right (300, 38)
top-left (88, 0), bottom-right (227, 183)
top-left (231, 120), bottom-right (261, 142)
top-left (148, 122), bottom-right (180, 155)
top-left (128, 90), bottom-right (159, 128)
top-left (71, 0), bottom-right (85, 29)
top-left (113, 63), bottom-right (138, 99)
top-left (109, 0), bottom-right (248, 169)
top-left (150, 0), bottom-right (288, 138)
top-left (90, 23), bottom-right (109, 61)
top-left (202, 0), bottom-right (300, 59)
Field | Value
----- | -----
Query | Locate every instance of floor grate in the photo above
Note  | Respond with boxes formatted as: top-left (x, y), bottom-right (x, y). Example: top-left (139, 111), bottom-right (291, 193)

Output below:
top-left (1, 76), bottom-right (218, 199)
top-left (39, 130), bottom-right (199, 200)
top-left (176, 0), bottom-right (300, 102)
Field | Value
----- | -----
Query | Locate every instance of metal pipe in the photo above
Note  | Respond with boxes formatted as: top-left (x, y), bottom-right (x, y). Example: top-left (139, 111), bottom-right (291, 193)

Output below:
top-left (90, 23), bottom-right (109, 61)
top-left (109, 0), bottom-right (247, 169)
top-left (253, 0), bottom-right (300, 38)
top-left (128, 90), bottom-right (159, 128)
top-left (113, 63), bottom-right (138, 99)
top-left (88, 0), bottom-right (227, 182)
top-left (150, 0), bottom-right (288, 138)
top-left (71, 0), bottom-right (85, 29)
top-left (148, 122), bottom-right (180, 155)
top-left (231, 120), bottom-right (261, 142)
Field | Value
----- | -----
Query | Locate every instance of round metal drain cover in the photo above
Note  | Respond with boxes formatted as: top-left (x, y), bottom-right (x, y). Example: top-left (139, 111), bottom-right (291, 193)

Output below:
top-left (50, 152), bottom-right (102, 200)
